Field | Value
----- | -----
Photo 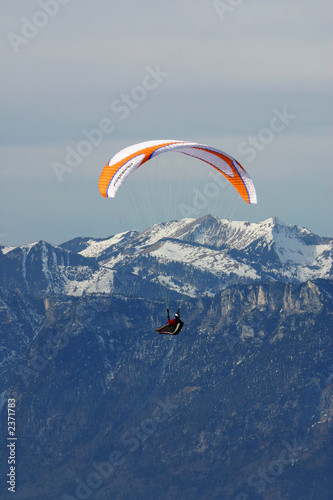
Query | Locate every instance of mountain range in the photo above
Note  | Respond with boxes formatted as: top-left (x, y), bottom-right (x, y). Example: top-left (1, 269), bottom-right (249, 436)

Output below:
top-left (0, 215), bottom-right (332, 499)
top-left (1, 215), bottom-right (332, 299)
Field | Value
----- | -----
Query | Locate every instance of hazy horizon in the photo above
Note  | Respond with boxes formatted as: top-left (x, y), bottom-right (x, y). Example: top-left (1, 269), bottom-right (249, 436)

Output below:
top-left (1, 0), bottom-right (332, 246)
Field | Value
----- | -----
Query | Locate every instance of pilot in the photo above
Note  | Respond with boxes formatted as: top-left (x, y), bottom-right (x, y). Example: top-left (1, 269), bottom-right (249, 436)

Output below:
top-left (167, 309), bottom-right (181, 326)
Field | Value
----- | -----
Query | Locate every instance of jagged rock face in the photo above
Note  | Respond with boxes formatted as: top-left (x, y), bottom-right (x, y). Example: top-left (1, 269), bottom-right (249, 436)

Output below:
top-left (1, 216), bottom-right (332, 298)
top-left (0, 216), bottom-right (332, 499)
top-left (0, 288), bottom-right (45, 387)
top-left (0, 279), bottom-right (332, 499)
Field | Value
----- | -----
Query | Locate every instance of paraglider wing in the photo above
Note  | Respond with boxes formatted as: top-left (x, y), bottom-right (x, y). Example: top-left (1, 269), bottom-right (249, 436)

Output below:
top-left (99, 140), bottom-right (257, 204)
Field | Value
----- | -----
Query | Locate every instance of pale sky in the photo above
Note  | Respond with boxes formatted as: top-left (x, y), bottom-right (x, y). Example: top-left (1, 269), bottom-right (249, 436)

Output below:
top-left (1, 0), bottom-right (332, 246)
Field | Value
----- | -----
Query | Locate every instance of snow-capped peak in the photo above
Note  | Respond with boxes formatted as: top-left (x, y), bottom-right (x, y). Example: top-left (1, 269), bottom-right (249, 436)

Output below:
top-left (1, 216), bottom-right (331, 299)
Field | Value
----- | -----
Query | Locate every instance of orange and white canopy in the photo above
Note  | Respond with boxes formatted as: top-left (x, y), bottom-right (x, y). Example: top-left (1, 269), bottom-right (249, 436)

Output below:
top-left (99, 140), bottom-right (257, 204)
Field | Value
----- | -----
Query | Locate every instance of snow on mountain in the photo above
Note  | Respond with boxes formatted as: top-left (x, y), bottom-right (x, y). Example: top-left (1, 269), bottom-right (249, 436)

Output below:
top-left (175, 215), bottom-right (326, 254)
top-left (63, 266), bottom-right (115, 295)
top-left (70, 230), bottom-right (138, 259)
top-left (0, 240), bottom-right (114, 296)
top-left (148, 239), bottom-right (259, 280)
top-left (132, 218), bottom-right (198, 247)
top-left (1, 216), bottom-right (331, 298)
top-left (1, 246), bottom-right (17, 255)
top-left (80, 233), bottom-right (130, 258)
top-left (94, 215), bottom-right (332, 292)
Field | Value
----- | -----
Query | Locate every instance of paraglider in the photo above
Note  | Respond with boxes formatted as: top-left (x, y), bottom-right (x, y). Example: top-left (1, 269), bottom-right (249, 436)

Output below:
top-left (99, 139), bottom-right (257, 337)
top-left (156, 309), bottom-right (184, 336)
top-left (99, 139), bottom-right (257, 204)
